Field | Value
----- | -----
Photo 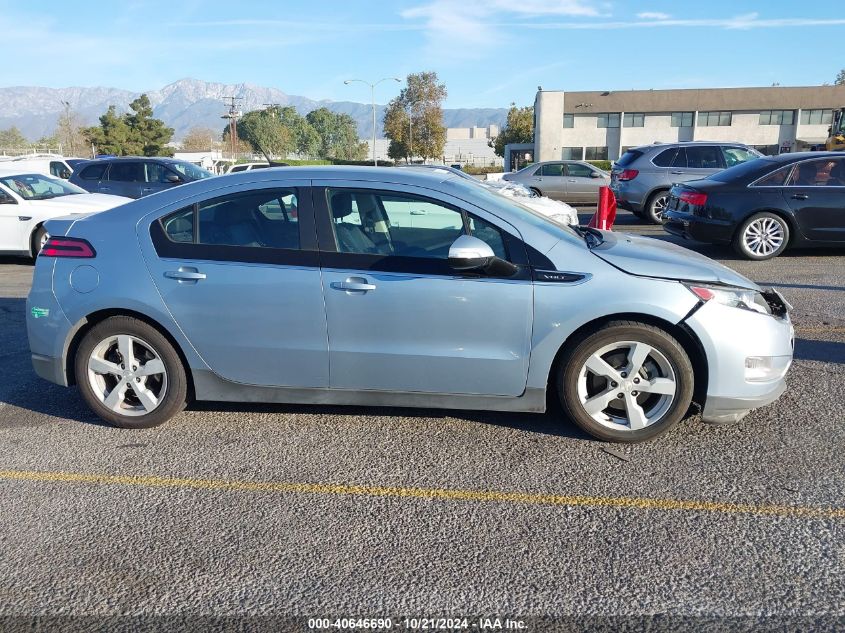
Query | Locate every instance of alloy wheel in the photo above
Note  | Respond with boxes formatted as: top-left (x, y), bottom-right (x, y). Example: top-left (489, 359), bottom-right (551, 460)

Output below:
top-left (651, 195), bottom-right (668, 221)
top-left (87, 334), bottom-right (168, 416)
top-left (576, 341), bottom-right (677, 432)
top-left (743, 217), bottom-right (785, 257)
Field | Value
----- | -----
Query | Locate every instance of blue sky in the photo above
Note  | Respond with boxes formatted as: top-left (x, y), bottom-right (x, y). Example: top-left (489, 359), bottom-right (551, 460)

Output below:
top-left (2, 0), bottom-right (843, 108)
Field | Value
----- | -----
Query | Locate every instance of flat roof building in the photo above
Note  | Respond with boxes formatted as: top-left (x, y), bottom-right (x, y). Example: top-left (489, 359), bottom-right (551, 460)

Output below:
top-left (531, 85), bottom-right (845, 164)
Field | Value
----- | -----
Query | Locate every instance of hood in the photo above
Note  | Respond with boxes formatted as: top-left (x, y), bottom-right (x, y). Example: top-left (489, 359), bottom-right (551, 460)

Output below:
top-left (27, 193), bottom-right (131, 215)
top-left (590, 231), bottom-right (759, 290)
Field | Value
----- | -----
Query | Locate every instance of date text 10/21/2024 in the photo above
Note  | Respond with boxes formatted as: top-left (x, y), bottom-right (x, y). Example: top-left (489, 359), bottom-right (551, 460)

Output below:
top-left (307, 617), bottom-right (528, 630)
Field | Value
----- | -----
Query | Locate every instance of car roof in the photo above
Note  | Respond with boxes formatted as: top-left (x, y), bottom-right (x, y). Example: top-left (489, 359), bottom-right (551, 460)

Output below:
top-left (630, 141), bottom-right (752, 152)
top-left (84, 156), bottom-right (181, 163)
top-left (763, 151), bottom-right (845, 163)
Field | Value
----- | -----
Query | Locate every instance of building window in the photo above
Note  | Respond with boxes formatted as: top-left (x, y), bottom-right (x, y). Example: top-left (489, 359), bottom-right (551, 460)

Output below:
top-left (698, 111), bottom-right (732, 126)
top-left (759, 110), bottom-right (795, 125)
top-left (597, 113), bottom-right (620, 128)
top-left (800, 109), bottom-right (833, 125)
top-left (671, 112), bottom-right (694, 127)
top-left (623, 113), bottom-right (645, 127)
top-left (563, 114), bottom-right (574, 128)
top-left (561, 147), bottom-right (583, 160)
top-left (585, 146), bottom-right (608, 160)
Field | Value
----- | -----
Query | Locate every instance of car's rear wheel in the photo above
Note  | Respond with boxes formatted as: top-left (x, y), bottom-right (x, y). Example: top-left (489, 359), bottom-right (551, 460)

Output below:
top-left (557, 322), bottom-right (694, 442)
top-left (645, 190), bottom-right (670, 224)
top-left (74, 316), bottom-right (187, 429)
top-left (30, 225), bottom-right (49, 258)
top-left (733, 212), bottom-right (789, 260)
top-left (529, 187), bottom-right (542, 197)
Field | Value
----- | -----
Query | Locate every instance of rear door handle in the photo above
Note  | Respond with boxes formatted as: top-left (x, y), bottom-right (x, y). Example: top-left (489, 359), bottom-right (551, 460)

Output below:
top-left (790, 193), bottom-right (809, 200)
top-left (670, 171), bottom-right (685, 175)
top-left (98, 186), bottom-right (111, 192)
top-left (410, 209), bottom-right (427, 215)
top-left (165, 268), bottom-right (206, 281)
top-left (331, 278), bottom-right (376, 292)
top-left (141, 187), bottom-right (154, 193)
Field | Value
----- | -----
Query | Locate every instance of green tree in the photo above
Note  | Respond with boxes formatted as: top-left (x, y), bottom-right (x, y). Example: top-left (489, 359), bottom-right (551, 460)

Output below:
top-left (489, 105), bottom-right (534, 157)
top-left (383, 71), bottom-right (447, 161)
top-left (124, 95), bottom-right (174, 156)
top-left (82, 95), bottom-right (174, 156)
top-left (836, 69), bottom-right (845, 86)
top-left (0, 126), bottom-right (29, 150)
top-left (232, 106), bottom-right (320, 161)
top-left (82, 106), bottom-right (130, 155)
top-left (305, 108), bottom-right (367, 160)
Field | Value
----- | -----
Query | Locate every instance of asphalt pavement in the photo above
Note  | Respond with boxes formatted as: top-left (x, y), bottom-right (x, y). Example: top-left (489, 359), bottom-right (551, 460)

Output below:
top-left (0, 212), bottom-right (843, 632)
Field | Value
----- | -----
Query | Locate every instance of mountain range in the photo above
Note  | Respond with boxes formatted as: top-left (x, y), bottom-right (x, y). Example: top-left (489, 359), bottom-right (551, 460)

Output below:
top-left (0, 78), bottom-right (508, 143)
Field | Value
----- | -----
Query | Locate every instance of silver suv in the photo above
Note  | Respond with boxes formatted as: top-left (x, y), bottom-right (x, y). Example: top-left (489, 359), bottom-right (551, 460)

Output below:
top-left (610, 142), bottom-right (761, 224)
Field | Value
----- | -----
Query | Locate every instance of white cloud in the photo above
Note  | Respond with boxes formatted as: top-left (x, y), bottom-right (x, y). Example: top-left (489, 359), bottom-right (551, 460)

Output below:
top-left (637, 12), bottom-right (671, 20)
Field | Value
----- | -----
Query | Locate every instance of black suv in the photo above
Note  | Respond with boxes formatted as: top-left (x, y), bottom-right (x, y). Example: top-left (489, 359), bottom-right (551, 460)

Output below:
top-left (69, 157), bottom-right (213, 199)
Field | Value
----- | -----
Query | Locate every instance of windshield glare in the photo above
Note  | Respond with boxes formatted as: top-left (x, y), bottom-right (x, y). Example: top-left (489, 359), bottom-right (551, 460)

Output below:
top-left (169, 161), bottom-right (213, 181)
top-left (0, 173), bottom-right (86, 200)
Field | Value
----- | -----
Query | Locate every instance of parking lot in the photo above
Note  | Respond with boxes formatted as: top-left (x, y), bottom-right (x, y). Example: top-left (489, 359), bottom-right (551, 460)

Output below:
top-left (1, 211), bottom-right (843, 629)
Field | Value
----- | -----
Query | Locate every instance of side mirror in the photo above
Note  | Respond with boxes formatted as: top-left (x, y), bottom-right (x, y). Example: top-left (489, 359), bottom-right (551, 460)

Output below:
top-left (590, 171), bottom-right (603, 178)
top-left (448, 235), bottom-right (518, 277)
top-left (164, 173), bottom-right (182, 184)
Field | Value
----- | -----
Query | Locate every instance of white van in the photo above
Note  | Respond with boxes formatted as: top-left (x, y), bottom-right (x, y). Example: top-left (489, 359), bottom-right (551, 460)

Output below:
top-left (0, 154), bottom-right (74, 179)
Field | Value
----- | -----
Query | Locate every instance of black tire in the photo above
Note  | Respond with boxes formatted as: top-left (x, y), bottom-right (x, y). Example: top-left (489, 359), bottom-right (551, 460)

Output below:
top-left (529, 187), bottom-right (543, 197)
top-left (645, 190), bottom-right (670, 224)
top-left (74, 316), bottom-right (187, 429)
top-left (30, 225), bottom-right (48, 258)
top-left (732, 212), bottom-right (790, 261)
top-left (557, 321), bottom-right (694, 443)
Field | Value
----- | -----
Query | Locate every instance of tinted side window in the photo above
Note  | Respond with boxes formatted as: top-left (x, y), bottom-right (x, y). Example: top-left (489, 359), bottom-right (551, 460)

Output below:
top-left (615, 150), bottom-right (643, 167)
top-left (79, 164), bottom-right (107, 180)
top-left (145, 162), bottom-right (171, 183)
top-left (540, 163), bottom-right (564, 177)
top-left (753, 166), bottom-right (792, 187)
top-left (565, 163), bottom-right (593, 178)
top-left (671, 148), bottom-right (687, 168)
top-left (685, 146), bottom-right (723, 169)
top-left (108, 162), bottom-right (144, 182)
top-left (652, 149), bottom-right (678, 167)
top-left (159, 189), bottom-right (300, 250)
top-left (199, 189), bottom-right (300, 249)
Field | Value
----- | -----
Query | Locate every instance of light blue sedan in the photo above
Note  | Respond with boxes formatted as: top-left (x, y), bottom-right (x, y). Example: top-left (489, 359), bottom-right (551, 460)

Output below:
top-left (26, 167), bottom-right (793, 442)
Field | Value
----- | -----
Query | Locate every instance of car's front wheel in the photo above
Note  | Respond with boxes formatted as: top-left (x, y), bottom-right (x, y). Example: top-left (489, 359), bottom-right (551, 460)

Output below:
top-left (74, 316), bottom-right (188, 429)
top-left (30, 225), bottom-right (49, 258)
top-left (645, 190), bottom-right (670, 224)
top-left (733, 212), bottom-right (789, 260)
top-left (529, 187), bottom-right (543, 197)
top-left (557, 322), bottom-right (694, 442)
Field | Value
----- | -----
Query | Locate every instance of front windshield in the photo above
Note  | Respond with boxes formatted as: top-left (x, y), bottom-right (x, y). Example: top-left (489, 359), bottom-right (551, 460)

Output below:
top-left (0, 173), bottom-right (86, 200)
top-left (169, 161), bottom-right (213, 181)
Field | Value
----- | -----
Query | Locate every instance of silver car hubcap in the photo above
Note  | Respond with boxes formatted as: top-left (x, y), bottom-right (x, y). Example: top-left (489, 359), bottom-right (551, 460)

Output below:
top-left (39, 231), bottom-right (50, 250)
top-left (743, 218), bottom-right (784, 256)
top-left (577, 341), bottom-right (677, 432)
top-left (87, 334), bottom-right (167, 416)
top-left (652, 195), bottom-right (668, 219)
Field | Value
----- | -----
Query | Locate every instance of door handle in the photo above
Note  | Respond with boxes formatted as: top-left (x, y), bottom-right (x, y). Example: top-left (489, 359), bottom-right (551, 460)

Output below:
top-left (165, 268), bottom-right (206, 281)
top-left (141, 187), bottom-right (154, 193)
top-left (410, 209), bottom-right (427, 215)
top-left (670, 171), bottom-right (685, 175)
top-left (790, 193), bottom-right (809, 200)
top-left (99, 186), bottom-right (111, 191)
top-left (331, 278), bottom-right (376, 292)
top-left (567, 179), bottom-right (577, 182)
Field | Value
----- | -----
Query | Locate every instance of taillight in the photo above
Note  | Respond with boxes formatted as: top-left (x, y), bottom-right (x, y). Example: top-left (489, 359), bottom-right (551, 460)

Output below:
top-left (679, 190), bottom-right (708, 206)
top-left (40, 237), bottom-right (96, 258)
top-left (618, 169), bottom-right (639, 181)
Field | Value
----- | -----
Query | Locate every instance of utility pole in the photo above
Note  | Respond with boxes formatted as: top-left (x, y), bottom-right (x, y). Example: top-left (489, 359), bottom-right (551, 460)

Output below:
top-left (221, 97), bottom-right (243, 159)
top-left (344, 77), bottom-right (400, 166)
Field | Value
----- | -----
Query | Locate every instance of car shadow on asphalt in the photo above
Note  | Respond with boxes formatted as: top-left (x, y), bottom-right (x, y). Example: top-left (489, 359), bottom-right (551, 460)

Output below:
top-left (793, 338), bottom-right (845, 365)
top-left (188, 400), bottom-right (596, 441)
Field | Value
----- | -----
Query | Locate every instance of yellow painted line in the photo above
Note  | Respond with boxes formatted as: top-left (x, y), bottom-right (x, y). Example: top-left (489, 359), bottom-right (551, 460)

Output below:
top-left (794, 327), bottom-right (845, 333)
top-left (1, 469), bottom-right (843, 520)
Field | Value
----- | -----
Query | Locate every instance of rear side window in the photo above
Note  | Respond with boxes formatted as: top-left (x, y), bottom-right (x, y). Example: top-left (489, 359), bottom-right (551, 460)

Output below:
top-left (160, 189), bottom-right (300, 250)
top-left (753, 166), bottom-right (792, 187)
top-left (108, 162), bottom-right (144, 182)
top-left (79, 164), bottom-right (107, 180)
top-left (685, 146), bottom-right (724, 169)
top-left (540, 163), bottom-right (564, 177)
top-left (615, 150), bottom-right (643, 168)
top-left (652, 148), bottom-right (678, 167)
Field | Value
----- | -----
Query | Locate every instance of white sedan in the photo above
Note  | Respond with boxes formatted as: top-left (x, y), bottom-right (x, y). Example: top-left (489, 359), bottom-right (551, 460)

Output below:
top-left (0, 172), bottom-right (131, 257)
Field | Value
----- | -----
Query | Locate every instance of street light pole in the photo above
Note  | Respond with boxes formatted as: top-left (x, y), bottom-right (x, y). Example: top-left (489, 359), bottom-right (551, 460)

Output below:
top-left (344, 77), bottom-right (400, 167)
